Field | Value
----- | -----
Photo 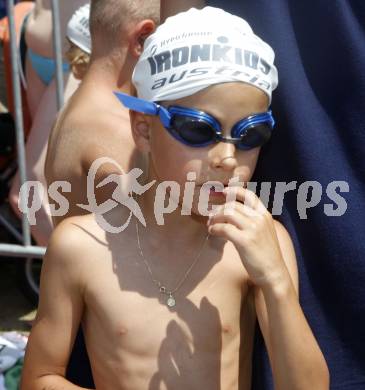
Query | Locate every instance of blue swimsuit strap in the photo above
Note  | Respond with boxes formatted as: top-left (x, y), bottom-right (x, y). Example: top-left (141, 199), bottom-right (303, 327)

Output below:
top-left (28, 48), bottom-right (70, 86)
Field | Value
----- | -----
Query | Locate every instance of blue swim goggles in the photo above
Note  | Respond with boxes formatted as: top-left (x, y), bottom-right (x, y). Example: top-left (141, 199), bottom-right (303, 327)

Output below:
top-left (114, 92), bottom-right (275, 150)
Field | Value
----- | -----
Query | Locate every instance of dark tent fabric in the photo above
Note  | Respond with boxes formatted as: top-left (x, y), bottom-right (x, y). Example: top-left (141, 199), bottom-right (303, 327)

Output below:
top-left (66, 329), bottom-right (95, 388)
top-left (0, 1), bottom-right (21, 19)
top-left (207, 1), bottom-right (365, 389)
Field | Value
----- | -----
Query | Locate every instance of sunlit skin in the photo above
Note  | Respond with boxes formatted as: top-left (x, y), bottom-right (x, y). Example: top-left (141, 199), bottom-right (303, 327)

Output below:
top-left (133, 82), bottom-right (268, 218)
top-left (44, 13), bottom-right (156, 228)
top-left (21, 82), bottom-right (329, 390)
top-left (8, 0), bottom-right (87, 245)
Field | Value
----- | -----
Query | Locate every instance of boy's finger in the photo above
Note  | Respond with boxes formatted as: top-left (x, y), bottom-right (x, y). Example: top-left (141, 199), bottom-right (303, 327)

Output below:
top-left (224, 187), bottom-right (267, 214)
top-left (208, 210), bottom-right (248, 230)
top-left (223, 201), bottom-right (259, 217)
top-left (208, 222), bottom-right (242, 244)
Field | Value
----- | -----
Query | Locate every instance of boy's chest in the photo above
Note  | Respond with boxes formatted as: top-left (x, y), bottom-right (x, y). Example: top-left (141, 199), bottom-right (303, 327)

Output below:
top-left (83, 252), bottom-right (249, 357)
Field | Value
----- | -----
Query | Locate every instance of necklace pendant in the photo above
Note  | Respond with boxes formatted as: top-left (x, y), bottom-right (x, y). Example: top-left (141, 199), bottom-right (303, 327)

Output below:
top-left (167, 294), bottom-right (176, 308)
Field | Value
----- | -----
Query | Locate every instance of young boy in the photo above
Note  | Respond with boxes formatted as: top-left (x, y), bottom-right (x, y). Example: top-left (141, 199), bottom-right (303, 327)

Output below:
top-left (66, 3), bottom-right (91, 81)
top-left (45, 0), bottom-right (159, 227)
top-left (21, 7), bottom-right (329, 390)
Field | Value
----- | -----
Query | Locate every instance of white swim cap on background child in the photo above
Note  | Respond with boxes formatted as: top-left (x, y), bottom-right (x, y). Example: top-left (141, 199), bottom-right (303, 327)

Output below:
top-left (133, 7), bottom-right (278, 103)
top-left (66, 3), bottom-right (91, 54)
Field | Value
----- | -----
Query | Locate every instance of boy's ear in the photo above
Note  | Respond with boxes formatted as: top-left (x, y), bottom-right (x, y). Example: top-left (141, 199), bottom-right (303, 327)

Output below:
top-left (129, 20), bottom-right (156, 58)
top-left (130, 110), bottom-right (152, 153)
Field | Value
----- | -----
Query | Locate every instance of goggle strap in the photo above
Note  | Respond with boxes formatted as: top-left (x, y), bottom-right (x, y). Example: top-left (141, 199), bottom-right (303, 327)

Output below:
top-left (114, 92), bottom-right (158, 116)
top-left (114, 92), bottom-right (172, 128)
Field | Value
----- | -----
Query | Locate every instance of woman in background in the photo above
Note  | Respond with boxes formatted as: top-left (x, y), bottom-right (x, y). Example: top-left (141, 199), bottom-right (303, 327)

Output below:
top-left (8, 0), bottom-right (89, 246)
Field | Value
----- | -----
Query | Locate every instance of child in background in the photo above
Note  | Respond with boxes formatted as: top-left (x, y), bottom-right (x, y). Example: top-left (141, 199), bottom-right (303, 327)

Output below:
top-left (66, 3), bottom-right (91, 81)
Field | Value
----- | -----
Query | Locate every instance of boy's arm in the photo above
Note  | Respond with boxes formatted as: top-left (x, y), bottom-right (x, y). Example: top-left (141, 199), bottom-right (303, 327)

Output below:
top-left (160, 0), bottom-right (206, 22)
top-left (254, 221), bottom-right (330, 390)
top-left (207, 187), bottom-right (329, 389)
top-left (20, 222), bottom-right (92, 390)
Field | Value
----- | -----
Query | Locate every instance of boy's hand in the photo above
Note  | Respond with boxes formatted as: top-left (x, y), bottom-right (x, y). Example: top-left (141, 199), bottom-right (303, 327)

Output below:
top-left (207, 186), bottom-right (289, 289)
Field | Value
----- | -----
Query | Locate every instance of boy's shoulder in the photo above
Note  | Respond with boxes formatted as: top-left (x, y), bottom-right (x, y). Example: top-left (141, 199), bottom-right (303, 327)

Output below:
top-left (44, 208), bottom-right (135, 292)
top-left (40, 214), bottom-right (102, 291)
top-left (46, 213), bottom-right (109, 268)
top-left (48, 206), bottom-right (134, 262)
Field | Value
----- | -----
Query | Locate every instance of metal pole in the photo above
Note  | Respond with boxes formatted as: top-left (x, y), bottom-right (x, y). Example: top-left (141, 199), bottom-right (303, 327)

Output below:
top-left (0, 244), bottom-right (46, 258)
top-left (6, 0), bottom-right (31, 247)
top-left (51, 0), bottom-right (64, 110)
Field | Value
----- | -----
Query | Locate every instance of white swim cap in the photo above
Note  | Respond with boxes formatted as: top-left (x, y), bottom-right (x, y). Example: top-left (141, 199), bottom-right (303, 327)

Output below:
top-left (133, 7), bottom-right (278, 103)
top-left (67, 3), bottom-right (91, 54)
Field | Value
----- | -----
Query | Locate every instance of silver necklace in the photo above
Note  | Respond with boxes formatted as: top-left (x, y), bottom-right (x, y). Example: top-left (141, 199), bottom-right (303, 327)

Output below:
top-left (135, 221), bottom-right (210, 308)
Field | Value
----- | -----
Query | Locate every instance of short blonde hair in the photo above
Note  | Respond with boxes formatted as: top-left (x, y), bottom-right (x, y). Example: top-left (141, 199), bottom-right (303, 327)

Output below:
top-left (65, 40), bottom-right (90, 80)
top-left (90, 0), bottom-right (160, 45)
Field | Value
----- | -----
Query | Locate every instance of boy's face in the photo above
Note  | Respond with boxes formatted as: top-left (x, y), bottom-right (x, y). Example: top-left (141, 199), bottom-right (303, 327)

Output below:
top-left (132, 82), bottom-right (269, 215)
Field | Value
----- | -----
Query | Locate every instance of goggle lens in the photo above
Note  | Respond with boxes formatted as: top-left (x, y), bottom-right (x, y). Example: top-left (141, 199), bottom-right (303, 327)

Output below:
top-left (170, 115), bottom-right (272, 149)
top-left (237, 123), bottom-right (272, 149)
top-left (170, 115), bottom-right (217, 145)
top-left (113, 93), bottom-right (275, 150)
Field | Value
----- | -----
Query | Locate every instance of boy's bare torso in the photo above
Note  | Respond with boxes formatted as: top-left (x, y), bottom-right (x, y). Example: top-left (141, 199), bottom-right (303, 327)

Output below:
top-left (66, 212), bottom-right (255, 390)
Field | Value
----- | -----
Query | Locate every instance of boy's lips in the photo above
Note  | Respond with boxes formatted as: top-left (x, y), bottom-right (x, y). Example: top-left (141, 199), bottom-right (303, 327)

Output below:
top-left (199, 183), bottom-right (247, 196)
top-left (209, 184), bottom-right (228, 197)
top-left (194, 184), bottom-right (227, 196)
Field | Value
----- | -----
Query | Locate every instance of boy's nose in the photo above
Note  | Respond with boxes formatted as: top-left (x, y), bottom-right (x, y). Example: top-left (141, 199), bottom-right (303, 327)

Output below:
top-left (209, 142), bottom-right (238, 171)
